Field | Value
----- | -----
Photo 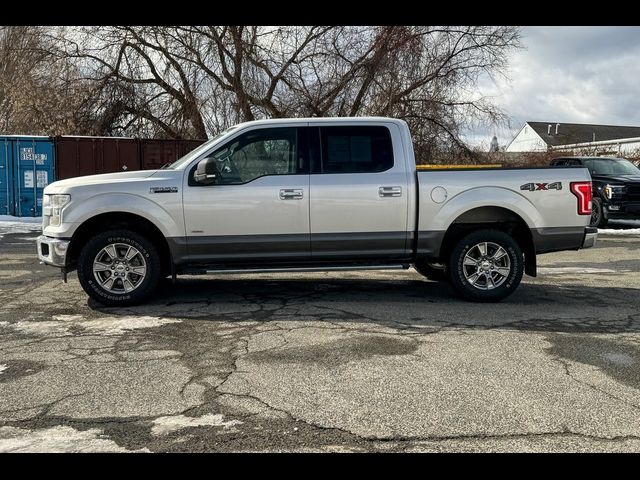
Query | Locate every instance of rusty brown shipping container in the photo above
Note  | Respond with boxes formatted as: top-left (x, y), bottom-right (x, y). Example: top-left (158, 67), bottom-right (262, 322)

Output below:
top-left (140, 139), bottom-right (206, 170)
top-left (55, 136), bottom-right (141, 180)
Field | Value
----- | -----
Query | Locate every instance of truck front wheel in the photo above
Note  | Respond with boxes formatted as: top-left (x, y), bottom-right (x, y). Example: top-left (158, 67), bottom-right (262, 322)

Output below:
top-left (448, 229), bottom-right (523, 303)
top-left (77, 229), bottom-right (161, 307)
top-left (590, 198), bottom-right (607, 228)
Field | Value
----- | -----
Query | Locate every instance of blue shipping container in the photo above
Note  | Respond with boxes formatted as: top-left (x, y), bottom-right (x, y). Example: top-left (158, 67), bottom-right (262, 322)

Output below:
top-left (0, 138), bottom-right (12, 215)
top-left (0, 136), bottom-right (55, 217)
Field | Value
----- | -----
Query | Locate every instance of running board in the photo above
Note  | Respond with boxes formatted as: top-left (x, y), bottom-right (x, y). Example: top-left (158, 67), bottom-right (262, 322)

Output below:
top-left (198, 264), bottom-right (411, 275)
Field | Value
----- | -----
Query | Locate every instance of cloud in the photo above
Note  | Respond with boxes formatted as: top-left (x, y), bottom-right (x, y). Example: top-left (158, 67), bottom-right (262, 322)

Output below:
top-left (466, 26), bottom-right (640, 148)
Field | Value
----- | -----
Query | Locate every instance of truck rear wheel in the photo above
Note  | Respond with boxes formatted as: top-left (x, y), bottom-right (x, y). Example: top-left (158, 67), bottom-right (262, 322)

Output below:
top-left (77, 229), bottom-right (161, 307)
top-left (448, 229), bottom-right (523, 303)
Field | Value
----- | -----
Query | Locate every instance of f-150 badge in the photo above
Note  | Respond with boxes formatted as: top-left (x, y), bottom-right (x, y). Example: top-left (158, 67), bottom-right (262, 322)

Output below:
top-left (150, 187), bottom-right (179, 193)
top-left (520, 182), bottom-right (562, 191)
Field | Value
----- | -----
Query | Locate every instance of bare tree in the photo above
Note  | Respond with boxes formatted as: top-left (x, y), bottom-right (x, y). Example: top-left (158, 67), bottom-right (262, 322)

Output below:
top-left (0, 26), bottom-right (96, 135)
top-left (4, 25), bottom-right (520, 161)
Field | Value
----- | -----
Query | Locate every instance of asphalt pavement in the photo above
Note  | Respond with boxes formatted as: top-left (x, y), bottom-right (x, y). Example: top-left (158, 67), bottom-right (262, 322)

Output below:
top-left (0, 225), bottom-right (639, 452)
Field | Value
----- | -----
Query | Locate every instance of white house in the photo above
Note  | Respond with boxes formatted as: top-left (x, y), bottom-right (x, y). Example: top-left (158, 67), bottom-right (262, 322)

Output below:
top-left (506, 121), bottom-right (640, 156)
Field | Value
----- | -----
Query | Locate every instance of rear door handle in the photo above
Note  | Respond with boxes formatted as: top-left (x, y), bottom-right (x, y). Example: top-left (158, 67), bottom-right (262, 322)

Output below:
top-left (279, 188), bottom-right (303, 200)
top-left (379, 186), bottom-right (402, 197)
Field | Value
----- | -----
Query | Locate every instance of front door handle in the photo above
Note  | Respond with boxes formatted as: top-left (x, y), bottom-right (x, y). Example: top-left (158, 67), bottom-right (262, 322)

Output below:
top-left (279, 188), bottom-right (303, 200)
top-left (379, 186), bottom-right (402, 197)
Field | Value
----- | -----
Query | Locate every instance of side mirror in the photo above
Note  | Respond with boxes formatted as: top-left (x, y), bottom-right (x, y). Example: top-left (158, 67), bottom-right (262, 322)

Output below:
top-left (194, 157), bottom-right (220, 185)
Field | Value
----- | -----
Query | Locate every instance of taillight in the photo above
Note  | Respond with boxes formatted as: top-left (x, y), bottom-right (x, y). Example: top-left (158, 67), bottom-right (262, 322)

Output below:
top-left (570, 181), bottom-right (592, 215)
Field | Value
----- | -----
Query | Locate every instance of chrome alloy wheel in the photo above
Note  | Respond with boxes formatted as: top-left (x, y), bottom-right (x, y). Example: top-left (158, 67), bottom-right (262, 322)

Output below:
top-left (93, 243), bottom-right (147, 294)
top-left (462, 241), bottom-right (511, 290)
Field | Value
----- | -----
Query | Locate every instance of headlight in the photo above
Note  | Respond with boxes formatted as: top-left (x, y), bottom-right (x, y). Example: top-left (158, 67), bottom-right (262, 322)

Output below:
top-left (46, 194), bottom-right (71, 226)
top-left (604, 184), bottom-right (625, 199)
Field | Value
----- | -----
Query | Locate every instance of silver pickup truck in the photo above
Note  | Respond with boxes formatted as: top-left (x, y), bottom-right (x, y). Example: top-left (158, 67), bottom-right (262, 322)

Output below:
top-left (37, 117), bottom-right (596, 305)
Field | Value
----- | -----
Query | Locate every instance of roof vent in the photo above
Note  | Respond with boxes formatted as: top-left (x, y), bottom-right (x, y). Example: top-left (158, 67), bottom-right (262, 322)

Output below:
top-left (548, 124), bottom-right (552, 135)
top-left (555, 123), bottom-right (560, 135)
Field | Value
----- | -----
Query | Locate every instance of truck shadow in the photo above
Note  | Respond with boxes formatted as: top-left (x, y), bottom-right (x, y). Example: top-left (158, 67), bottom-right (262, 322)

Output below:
top-left (89, 276), bottom-right (640, 334)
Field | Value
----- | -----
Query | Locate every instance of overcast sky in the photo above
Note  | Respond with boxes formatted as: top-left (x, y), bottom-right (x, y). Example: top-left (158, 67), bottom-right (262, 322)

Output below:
top-left (465, 26), bottom-right (640, 149)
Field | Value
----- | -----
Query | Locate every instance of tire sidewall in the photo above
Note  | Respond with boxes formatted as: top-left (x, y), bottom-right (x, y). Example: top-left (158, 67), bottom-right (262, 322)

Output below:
top-left (450, 230), bottom-right (523, 302)
top-left (590, 198), bottom-right (603, 227)
top-left (78, 230), bottom-right (160, 306)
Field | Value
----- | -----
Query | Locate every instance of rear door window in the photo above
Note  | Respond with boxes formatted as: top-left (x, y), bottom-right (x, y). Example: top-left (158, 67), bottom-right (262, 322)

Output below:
top-left (319, 126), bottom-right (393, 174)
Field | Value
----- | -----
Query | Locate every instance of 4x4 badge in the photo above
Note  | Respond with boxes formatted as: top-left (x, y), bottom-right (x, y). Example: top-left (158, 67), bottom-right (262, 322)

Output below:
top-left (520, 182), bottom-right (562, 191)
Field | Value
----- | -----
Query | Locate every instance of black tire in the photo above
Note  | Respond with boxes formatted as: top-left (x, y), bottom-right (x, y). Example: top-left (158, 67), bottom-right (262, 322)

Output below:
top-left (590, 198), bottom-right (607, 228)
top-left (448, 229), bottom-right (524, 303)
top-left (414, 259), bottom-right (448, 282)
top-left (77, 229), bottom-right (161, 307)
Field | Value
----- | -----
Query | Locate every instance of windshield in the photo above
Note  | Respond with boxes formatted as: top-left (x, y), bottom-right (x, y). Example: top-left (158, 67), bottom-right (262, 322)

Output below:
top-left (582, 158), bottom-right (640, 176)
top-left (163, 127), bottom-right (238, 169)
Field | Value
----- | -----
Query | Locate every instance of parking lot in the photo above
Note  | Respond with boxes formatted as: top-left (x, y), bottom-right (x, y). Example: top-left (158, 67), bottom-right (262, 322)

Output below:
top-left (1, 223), bottom-right (639, 452)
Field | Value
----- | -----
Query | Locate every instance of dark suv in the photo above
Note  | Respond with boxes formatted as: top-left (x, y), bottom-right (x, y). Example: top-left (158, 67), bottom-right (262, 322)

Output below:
top-left (551, 156), bottom-right (640, 227)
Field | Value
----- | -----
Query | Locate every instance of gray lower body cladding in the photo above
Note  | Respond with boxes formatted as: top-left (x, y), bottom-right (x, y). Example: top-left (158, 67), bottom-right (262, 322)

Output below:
top-left (530, 226), bottom-right (588, 254)
top-left (416, 231), bottom-right (446, 257)
top-left (417, 226), bottom-right (588, 258)
top-left (166, 227), bottom-right (588, 266)
top-left (168, 232), bottom-right (409, 265)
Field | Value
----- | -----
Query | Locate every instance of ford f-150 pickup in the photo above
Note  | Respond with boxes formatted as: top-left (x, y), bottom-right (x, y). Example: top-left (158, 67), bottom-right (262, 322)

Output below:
top-left (37, 117), bottom-right (597, 305)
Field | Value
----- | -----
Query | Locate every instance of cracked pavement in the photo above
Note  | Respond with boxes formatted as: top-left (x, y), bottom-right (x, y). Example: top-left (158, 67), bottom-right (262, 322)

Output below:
top-left (1, 228), bottom-right (640, 452)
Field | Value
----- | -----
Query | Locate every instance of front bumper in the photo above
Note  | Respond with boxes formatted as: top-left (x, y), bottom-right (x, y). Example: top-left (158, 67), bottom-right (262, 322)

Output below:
top-left (604, 200), bottom-right (640, 219)
top-left (37, 235), bottom-right (70, 267)
top-left (582, 226), bottom-right (598, 249)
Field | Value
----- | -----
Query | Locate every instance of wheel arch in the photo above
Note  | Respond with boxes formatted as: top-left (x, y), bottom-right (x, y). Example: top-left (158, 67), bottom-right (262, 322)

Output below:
top-left (68, 212), bottom-right (172, 276)
top-left (439, 206), bottom-right (536, 277)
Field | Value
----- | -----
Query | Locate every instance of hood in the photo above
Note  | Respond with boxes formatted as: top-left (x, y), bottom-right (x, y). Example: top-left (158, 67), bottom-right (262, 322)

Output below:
top-left (592, 174), bottom-right (640, 184)
top-left (45, 170), bottom-right (161, 192)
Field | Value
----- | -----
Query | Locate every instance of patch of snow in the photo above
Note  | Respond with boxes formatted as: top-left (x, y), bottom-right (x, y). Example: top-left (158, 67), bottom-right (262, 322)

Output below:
top-left (0, 426), bottom-right (149, 453)
top-left (151, 413), bottom-right (243, 436)
top-left (9, 315), bottom-right (181, 337)
top-left (0, 216), bottom-right (42, 240)
top-left (0, 364), bottom-right (7, 375)
top-left (598, 228), bottom-right (640, 235)
top-left (0, 215), bottom-right (42, 223)
top-left (52, 314), bottom-right (85, 322)
top-left (538, 267), bottom-right (620, 274)
top-left (601, 352), bottom-right (636, 366)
